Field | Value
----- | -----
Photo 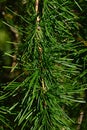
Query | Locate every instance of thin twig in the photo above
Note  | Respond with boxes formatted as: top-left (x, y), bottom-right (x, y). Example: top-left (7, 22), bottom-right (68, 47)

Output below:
top-left (35, 0), bottom-right (39, 13)
top-left (35, 0), bottom-right (46, 93)
top-left (77, 111), bottom-right (84, 130)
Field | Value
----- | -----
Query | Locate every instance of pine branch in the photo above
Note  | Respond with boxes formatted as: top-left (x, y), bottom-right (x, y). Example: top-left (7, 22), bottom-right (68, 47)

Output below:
top-left (0, 0), bottom-right (87, 130)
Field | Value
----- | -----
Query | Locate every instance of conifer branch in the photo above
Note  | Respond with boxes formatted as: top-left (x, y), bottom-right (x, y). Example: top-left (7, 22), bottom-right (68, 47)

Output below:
top-left (0, 1), bottom-right (86, 129)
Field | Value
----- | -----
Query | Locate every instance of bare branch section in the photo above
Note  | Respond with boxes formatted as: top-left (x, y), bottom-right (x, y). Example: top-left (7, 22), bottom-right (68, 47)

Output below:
top-left (35, 0), bottom-right (39, 13)
top-left (10, 27), bottom-right (20, 75)
top-left (42, 78), bottom-right (46, 92)
top-left (35, 0), bottom-right (40, 24)
top-left (35, 0), bottom-right (46, 92)
top-left (77, 111), bottom-right (84, 130)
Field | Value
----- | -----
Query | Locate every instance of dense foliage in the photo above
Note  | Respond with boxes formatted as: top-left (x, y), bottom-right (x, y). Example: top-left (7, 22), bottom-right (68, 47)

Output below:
top-left (0, 0), bottom-right (87, 130)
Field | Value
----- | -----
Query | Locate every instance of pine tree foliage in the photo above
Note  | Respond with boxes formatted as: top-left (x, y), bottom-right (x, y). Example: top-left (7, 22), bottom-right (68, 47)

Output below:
top-left (0, 0), bottom-right (87, 130)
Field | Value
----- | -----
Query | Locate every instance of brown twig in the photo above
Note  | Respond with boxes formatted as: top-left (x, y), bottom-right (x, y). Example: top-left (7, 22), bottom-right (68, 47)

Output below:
top-left (35, 0), bottom-right (39, 13)
top-left (10, 27), bottom-right (20, 73)
top-left (35, 0), bottom-right (46, 93)
top-left (77, 111), bottom-right (84, 130)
